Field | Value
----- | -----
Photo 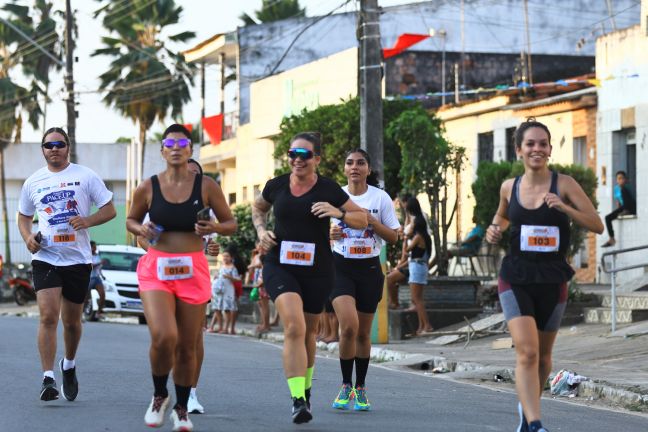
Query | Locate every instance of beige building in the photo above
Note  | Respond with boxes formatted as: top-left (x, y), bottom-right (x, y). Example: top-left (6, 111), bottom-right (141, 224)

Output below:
top-left (438, 84), bottom-right (598, 281)
top-left (185, 46), bottom-right (358, 204)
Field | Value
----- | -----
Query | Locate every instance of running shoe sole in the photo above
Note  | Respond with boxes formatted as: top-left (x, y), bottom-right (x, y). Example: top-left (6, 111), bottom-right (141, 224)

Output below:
top-left (40, 385), bottom-right (59, 401)
top-left (292, 407), bottom-right (312, 424)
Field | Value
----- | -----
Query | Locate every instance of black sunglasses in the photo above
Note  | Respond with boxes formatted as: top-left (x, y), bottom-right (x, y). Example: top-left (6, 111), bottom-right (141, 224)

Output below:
top-left (42, 141), bottom-right (68, 149)
top-left (287, 148), bottom-right (315, 160)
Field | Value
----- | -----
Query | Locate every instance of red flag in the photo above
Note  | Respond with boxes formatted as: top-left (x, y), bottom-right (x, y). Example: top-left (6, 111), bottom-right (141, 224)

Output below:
top-left (201, 114), bottom-right (223, 145)
top-left (383, 33), bottom-right (429, 59)
top-left (183, 123), bottom-right (193, 132)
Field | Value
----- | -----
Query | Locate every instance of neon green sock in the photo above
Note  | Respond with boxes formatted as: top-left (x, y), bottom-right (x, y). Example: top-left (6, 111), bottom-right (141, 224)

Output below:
top-left (287, 376), bottom-right (306, 399)
top-left (305, 367), bottom-right (314, 390)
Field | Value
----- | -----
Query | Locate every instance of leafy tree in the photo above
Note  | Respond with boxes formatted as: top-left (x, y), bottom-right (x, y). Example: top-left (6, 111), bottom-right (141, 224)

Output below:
top-left (0, 1), bottom-right (48, 264)
top-left (472, 161), bottom-right (598, 258)
top-left (92, 0), bottom-right (195, 174)
top-left (273, 97), bottom-right (415, 198)
top-left (387, 106), bottom-right (466, 276)
top-left (216, 203), bottom-right (274, 269)
top-left (240, 0), bottom-right (305, 26)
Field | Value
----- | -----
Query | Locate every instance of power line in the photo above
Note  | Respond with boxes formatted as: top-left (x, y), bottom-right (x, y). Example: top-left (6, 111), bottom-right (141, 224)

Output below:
top-left (0, 15), bottom-right (64, 66)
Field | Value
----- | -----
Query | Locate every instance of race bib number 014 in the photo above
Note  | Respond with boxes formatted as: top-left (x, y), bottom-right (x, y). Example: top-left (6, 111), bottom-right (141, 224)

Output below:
top-left (157, 256), bottom-right (193, 280)
top-left (280, 241), bottom-right (315, 266)
top-left (520, 225), bottom-right (560, 253)
top-left (343, 238), bottom-right (374, 259)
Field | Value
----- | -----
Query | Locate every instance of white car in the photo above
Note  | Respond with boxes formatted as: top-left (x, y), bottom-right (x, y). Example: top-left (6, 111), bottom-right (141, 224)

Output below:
top-left (84, 244), bottom-right (146, 323)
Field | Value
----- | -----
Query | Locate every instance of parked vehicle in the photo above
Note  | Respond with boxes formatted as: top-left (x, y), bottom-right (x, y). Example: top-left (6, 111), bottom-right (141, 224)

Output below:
top-left (10, 264), bottom-right (35, 306)
top-left (84, 244), bottom-right (146, 323)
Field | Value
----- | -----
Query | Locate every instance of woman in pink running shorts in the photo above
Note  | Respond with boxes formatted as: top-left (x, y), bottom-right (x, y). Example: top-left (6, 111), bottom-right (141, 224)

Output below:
top-left (127, 124), bottom-right (236, 431)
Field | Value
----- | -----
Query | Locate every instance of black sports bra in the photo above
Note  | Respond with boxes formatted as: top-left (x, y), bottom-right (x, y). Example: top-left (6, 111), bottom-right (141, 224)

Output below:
top-left (149, 174), bottom-right (204, 232)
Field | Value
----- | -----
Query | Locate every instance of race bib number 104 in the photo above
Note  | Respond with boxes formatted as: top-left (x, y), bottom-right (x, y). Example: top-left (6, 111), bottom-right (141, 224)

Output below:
top-left (280, 241), bottom-right (316, 266)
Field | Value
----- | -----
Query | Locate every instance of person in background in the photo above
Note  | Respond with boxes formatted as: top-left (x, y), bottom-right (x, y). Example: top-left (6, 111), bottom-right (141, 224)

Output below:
top-left (404, 197), bottom-right (433, 335)
top-left (602, 170), bottom-right (636, 247)
top-left (428, 214), bottom-right (485, 271)
top-left (385, 192), bottom-right (412, 309)
top-left (209, 249), bottom-right (240, 334)
top-left (88, 241), bottom-right (106, 320)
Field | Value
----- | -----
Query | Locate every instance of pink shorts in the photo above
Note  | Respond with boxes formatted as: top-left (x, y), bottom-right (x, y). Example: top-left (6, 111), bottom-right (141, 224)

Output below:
top-left (137, 248), bottom-right (211, 305)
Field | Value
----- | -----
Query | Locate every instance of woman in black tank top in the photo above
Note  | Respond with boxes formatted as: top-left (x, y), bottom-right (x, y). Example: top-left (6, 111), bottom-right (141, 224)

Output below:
top-left (486, 119), bottom-right (602, 432)
top-left (126, 124), bottom-right (236, 430)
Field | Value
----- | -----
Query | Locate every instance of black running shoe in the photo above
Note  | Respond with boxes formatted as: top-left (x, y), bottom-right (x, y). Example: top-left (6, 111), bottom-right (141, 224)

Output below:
top-left (305, 388), bottom-right (311, 411)
top-left (59, 359), bottom-right (78, 401)
top-left (291, 397), bottom-right (312, 424)
top-left (40, 376), bottom-right (59, 401)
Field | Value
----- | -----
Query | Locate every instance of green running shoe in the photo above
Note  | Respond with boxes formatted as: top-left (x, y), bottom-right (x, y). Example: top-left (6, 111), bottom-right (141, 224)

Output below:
top-left (353, 386), bottom-right (371, 411)
top-left (331, 384), bottom-right (354, 410)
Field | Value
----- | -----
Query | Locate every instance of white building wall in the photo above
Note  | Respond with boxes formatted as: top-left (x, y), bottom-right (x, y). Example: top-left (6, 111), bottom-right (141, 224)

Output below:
top-left (596, 15), bottom-right (648, 283)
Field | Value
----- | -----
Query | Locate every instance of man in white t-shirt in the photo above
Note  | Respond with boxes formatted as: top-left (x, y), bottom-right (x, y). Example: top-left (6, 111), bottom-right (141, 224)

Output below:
top-left (18, 127), bottom-right (116, 402)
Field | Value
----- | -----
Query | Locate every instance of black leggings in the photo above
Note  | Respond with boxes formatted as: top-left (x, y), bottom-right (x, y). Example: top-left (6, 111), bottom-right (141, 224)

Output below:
top-left (605, 207), bottom-right (626, 238)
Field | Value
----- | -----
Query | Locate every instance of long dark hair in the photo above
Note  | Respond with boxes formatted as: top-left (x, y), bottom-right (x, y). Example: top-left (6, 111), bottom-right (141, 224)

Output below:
top-left (226, 246), bottom-right (247, 277)
top-left (406, 197), bottom-right (431, 256)
top-left (345, 148), bottom-right (380, 187)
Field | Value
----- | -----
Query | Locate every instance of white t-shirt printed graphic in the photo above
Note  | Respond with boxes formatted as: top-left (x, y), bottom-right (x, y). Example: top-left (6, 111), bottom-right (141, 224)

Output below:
top-left (332, 185), bottom-right (400, 258)
top-left (19, 163), bottom-right (113, 266)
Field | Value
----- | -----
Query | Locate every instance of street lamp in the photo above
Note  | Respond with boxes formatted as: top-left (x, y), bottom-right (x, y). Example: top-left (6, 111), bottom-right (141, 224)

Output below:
top-left (429, 28), bottom-right (447, 105)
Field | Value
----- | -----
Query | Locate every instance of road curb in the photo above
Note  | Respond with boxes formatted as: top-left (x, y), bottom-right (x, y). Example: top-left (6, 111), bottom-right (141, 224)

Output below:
top-left (236, 327), bottom-right (648, 411)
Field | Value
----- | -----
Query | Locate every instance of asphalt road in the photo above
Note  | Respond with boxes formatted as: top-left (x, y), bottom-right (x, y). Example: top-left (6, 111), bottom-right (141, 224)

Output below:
top-left (1, 315), bottom-right (647, 431)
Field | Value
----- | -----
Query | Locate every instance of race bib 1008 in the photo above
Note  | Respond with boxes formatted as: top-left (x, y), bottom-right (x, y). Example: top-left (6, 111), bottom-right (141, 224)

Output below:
top-left (280, 241), bottom-right (315, 266)
top-left (156, 256), bottom-right (193, 280)
top-left (520, 225), bottom-right (560, 252)
top-left (343, 238), bottom-right (374, 259)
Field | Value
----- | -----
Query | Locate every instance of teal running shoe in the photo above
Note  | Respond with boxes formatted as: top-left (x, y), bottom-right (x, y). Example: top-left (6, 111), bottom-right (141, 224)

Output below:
top-left (353, 386), bottom-right (371, 411)
top-left (331, 384), bottom-right (354, 410)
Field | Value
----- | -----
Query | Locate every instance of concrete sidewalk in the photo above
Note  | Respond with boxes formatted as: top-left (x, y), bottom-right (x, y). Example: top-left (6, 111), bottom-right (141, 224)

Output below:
top-left (236, 320), bottom-right (648, 413)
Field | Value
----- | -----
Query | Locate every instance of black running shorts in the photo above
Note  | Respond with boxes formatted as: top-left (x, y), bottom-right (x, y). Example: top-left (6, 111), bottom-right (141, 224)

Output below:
top-left (32, 260), bottom-right (92, 304)
top-left (331, 253), bottom-right (384, 314)
top-left (263, 261), bottom-right (334, 314)
top-left (498, 278), bottom-right (568, 332)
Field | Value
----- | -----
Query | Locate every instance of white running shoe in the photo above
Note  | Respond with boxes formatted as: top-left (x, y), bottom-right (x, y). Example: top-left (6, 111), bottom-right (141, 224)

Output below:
top-left (170, 406), bottom-right (193, 432)
top-left (187, 393), bottom-right (204, 414)
top-left (144, 395), bottom-right (170, 428)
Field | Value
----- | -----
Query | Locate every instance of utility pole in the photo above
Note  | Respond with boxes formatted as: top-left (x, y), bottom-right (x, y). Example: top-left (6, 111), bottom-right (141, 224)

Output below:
top-left (358, 0), bottom-right (383, 184)
top-left (65, 0), bottom-right (77, 163)
top-left (220, 53), bottom-right (226, 139)
top-left (200, 61), bottom-right (205, 144)
top-left (523, 0), bottom-right (533, 85)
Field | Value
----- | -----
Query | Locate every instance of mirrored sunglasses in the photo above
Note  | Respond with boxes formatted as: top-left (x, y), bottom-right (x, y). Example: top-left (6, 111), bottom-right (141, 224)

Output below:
top-left (287, 148), bottom-right (315, 160)
top-left (162, 138), bottom-right (191, 148)
top-left (42, 141), bottom-right (68, 149)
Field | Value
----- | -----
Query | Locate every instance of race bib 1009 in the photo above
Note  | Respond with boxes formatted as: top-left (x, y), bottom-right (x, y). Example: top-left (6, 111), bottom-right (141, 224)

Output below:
top-left (280, 241), bottom-right (315, 266)
top-left (520, 225), bottom-right (559, 253)
top-left (156, 256), bottom-right (193, 280)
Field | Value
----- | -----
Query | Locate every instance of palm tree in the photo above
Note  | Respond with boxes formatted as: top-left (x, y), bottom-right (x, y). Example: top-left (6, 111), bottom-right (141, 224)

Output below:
top-left (92, 0), bottom-right (195, 174)
top-left (239, 0), bottom-right (305, 26)
top-left (0, 2), bottom-right (49, 265)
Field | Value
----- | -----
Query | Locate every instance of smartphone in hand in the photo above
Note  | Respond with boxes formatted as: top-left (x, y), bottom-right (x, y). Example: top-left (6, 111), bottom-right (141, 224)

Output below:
top-left (196, 207), bottom-right (211, 222)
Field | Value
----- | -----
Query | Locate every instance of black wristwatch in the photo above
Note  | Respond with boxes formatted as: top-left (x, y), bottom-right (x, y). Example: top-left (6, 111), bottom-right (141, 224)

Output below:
top-left (338, 207), bottom-right (347, 221)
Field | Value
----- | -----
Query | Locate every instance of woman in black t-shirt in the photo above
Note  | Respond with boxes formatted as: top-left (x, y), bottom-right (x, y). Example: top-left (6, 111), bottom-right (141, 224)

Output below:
top-left (486, 118), bottom-right (602, 432)
top-left (252, 132), bottom-right (367, 424)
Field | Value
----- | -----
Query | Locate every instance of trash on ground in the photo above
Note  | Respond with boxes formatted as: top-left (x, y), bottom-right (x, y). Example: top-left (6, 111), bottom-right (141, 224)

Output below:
top-left (550, 369), bottom-right (589, 397)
